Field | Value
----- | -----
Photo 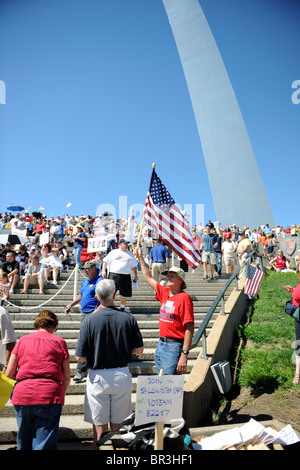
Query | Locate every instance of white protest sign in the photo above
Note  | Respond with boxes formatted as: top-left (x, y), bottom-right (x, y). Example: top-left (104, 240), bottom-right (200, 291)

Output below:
top-left (87, 236), bottom-right (108, 253)
top-left (135, 375), bottom-right (184, 427)
top-left (39, 232), bottom-right (49, 245)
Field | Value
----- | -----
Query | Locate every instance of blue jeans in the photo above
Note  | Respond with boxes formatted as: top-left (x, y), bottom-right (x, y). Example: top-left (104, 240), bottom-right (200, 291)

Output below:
top-left (215, 252), bottom-right (222, 275)
top-left (74, 245), bottom-right (84, 267)
top-left (106, 239), bottom-right (115, 253)
top-left (154, 339), bottom-right (182, 375)
top-left (14, 404), bottom-right (62, 450)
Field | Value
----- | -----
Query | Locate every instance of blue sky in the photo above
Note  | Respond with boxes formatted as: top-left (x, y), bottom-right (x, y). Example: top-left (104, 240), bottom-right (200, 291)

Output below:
top-left (0, 0), bottom-right (299, 228)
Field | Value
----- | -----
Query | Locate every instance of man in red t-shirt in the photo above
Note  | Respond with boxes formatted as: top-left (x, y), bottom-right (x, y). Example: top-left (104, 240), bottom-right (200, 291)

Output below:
top-left (136, 248), bottom-right (194, 375)
top-left (34, 219), bottom-right (47, 246)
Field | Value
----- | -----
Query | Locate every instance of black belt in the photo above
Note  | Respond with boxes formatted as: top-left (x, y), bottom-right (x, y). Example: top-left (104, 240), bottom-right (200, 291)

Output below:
top-left (16, 376), bottom-right (62, 385)
top-left (160, 336), bottom-right (183, 343)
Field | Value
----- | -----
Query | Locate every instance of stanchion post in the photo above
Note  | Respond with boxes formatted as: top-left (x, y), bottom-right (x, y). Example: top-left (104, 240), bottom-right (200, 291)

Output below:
top-left (73, 264), bottom-right (79, 300)
top-left (154, 369), bottom-right (164, 450)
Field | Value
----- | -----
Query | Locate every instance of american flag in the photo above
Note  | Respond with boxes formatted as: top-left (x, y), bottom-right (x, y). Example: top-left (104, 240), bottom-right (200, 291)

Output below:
top-left (244, 264), bottom-right (264, 297)
top-left (142, 168), bottom-right (201, 269)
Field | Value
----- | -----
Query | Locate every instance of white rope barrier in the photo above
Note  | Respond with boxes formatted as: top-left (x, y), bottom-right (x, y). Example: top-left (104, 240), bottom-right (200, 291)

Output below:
top-left (4, 268), bottom-right (76, 311)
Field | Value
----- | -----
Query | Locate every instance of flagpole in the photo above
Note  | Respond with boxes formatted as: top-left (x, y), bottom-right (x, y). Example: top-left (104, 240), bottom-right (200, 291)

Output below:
top-left (136, 163), bottom-right (156, 248)
top-left (267, 273), bottom-right (295, 289)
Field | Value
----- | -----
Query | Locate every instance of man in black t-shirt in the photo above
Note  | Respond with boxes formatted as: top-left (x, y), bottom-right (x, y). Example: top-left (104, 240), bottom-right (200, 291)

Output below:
top-left (212, 228), bottom-right (223, 277)
top-left (75, 278), bottom-right (144, 450)
top-left (0, 251), bottom-right (20, 294)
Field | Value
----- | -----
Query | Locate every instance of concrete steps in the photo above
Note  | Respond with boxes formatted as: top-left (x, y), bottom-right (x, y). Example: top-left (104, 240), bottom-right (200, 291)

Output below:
top-left (0, 259), bottom-right (235, 443)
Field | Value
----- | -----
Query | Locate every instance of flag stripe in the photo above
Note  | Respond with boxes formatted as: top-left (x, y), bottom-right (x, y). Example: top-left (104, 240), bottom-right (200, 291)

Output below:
top-left (143, 188), bottom-right (201, 269)
top-left (144, 203), bottom-right (199, 261)
top-left (245, 277), bottom-right (260, 296)
top-left (244, 265), bottom-right (264, 297)
top-left (144, 200), bottom-right (197, 256)
top-left (144, 193), bottom-right (198, 248)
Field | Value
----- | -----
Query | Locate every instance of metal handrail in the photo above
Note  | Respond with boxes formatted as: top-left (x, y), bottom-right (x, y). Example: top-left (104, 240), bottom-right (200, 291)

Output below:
top-left (190, 250), bottom-right (257, 359)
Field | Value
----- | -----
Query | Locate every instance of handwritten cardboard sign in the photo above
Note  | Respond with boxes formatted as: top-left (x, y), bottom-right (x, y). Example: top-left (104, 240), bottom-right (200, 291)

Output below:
top-left (87, 236), bottom-right (108, 253)
top-left (135, 375), bottom-right (184, 427)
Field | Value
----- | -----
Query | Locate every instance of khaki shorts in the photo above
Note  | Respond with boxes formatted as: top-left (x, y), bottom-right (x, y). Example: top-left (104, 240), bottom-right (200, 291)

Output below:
top-left (224, 255), bottom-right (235, 266)
top-left (202, 251), bottom-right (216, 264)
top-left (25, 274), bottom-right (39, 285)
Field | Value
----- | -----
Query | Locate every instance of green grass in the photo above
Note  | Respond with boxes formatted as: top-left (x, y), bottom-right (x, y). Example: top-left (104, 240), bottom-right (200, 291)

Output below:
top-left (236, 270), bottom-right (298, 391)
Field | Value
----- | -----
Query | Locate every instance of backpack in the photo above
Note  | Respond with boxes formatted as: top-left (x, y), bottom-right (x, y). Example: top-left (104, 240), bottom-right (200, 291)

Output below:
top-left (285, 300), bottom-right (300, 322)
top-left (97, 413), bottom-right (192, 450)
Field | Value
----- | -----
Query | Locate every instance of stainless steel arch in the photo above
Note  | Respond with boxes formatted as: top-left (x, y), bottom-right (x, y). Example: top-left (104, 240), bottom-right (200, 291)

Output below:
top-left (162, 0), bottom-right (274, 228)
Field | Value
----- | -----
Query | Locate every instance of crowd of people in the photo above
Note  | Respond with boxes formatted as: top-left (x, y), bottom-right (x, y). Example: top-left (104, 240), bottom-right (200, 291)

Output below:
top-left (1, 210), bottom-right (300, 300)
top-left (1, 210), bottom-right (300, 450)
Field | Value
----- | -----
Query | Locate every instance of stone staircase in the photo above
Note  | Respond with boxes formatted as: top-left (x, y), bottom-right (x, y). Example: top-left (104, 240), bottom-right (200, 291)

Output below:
top-left (0, 260), bottom-right (235, 443)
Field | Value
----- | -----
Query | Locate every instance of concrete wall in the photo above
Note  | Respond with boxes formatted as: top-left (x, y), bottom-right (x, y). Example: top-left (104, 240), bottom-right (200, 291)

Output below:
top-left (183, 278), bottom-right (247, 427)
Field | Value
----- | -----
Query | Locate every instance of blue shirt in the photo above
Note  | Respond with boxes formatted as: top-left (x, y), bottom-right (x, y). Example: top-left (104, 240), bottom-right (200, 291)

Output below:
top-left (74, 232), bottom-right (86, 248)
top-left (203, 233), bottom-right (217, 252)
top-left (58, 223), bottom-right (65, 236)
top-left (149, 244), bottom-right (169, 263)
top-left (80, 274), bottom-right (103, 313)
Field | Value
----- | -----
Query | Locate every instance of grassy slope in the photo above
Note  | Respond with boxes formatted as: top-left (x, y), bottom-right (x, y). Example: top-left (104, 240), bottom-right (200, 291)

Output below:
top-left (237, 270), bottom-right (299, 390)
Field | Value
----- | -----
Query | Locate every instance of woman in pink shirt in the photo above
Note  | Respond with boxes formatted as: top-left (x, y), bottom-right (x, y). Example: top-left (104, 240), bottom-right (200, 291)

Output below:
top-left (6, 310), bottom-right (70, 450)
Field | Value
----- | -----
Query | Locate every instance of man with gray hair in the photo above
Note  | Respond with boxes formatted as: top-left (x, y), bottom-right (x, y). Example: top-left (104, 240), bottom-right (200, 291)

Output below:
top-left (75, 279), bottom-right (144, 450)
top-left (96, 278), bottom-right (116, 304)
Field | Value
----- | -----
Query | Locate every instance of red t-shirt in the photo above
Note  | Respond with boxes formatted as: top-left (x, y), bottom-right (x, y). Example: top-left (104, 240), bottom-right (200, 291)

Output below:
top-left (276, 256), bottom-right (287, 270)
top-left (11, 330), bottom-right (69, 406)
top-left (292, 283), bottom-right (300, 307)
top-left (35, 223), bottom-right (46, 234)
top-left (223, 231), bottom-right (232, 240)
top-left (155, 283), bottom-right (194, 339)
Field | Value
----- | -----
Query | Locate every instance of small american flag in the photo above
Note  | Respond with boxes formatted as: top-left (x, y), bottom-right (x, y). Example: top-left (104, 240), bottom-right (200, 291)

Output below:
top-left (244, 264), bottom-right (264, 297)
top-left (142, 168), bottom-right (201, 269)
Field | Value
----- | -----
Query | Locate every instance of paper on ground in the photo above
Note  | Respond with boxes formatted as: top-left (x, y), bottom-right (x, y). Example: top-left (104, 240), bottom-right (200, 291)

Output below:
top-left (274, 425), bottom-right (300, 446)
top-left (197, 418), bottom-right (299, 450)
top-left (199, 428), bottom-right (243, 450)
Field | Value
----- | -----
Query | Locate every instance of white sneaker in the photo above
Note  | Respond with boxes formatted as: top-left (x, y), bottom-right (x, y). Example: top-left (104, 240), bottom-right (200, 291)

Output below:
top-left (52, 280), bottom-right (57, 285)
top-left (9, 289), bottom-right (14, 295)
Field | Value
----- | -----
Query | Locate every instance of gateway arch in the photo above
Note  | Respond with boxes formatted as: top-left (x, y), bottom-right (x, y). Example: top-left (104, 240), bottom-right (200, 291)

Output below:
top-left (162, 0), bottom-right (274, 229)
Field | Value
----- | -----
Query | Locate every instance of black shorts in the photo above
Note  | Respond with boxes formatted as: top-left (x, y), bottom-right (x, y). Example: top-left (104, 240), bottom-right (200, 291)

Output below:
top-left (108, 272), bottom-right (132, 298)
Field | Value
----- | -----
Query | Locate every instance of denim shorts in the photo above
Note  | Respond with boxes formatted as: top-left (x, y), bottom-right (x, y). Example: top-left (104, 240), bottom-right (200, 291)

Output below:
top-left (154, 339), bottom-right (182, 375)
